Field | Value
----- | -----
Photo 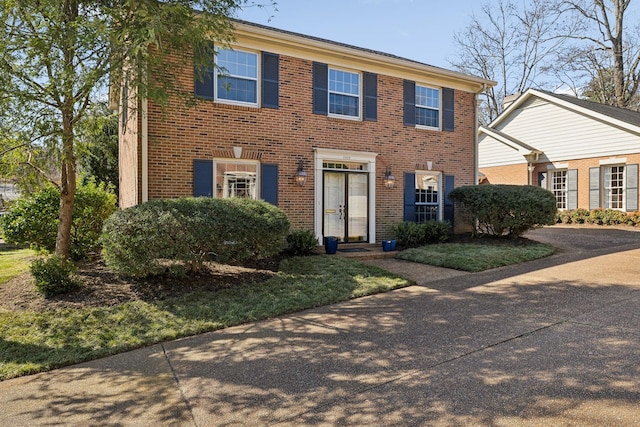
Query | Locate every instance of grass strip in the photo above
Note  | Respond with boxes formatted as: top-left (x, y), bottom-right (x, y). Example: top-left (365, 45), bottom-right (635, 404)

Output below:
top-left (0, 255), bottom-right (411, 381)
top-left (396, 242), bottom-right (555, 272)
top-left (0, 248), bottom-right (36, 285)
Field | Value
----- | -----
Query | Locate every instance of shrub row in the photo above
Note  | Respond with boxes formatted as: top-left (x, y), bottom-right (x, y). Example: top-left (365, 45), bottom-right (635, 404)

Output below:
top-left (0, 180), bottom-right (117, 259)
top-left (449, 185), bottom-right (557, 238)
top-left (392, 220), bottom-right (450, 247)
top-left (101, 197), bottom-right (290, 277)
top-left (556, 208), bottom-right (640, 226)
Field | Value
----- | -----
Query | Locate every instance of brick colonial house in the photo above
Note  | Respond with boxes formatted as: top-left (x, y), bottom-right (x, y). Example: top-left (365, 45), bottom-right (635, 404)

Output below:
top-left (479, 89), bottom-right (640, 212)
top-left (117, 20), bottom-right (494, 244)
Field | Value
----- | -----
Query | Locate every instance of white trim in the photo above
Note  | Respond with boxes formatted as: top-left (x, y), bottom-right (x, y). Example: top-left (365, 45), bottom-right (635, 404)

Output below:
top-left (313, 148), bottom-right (377, 243)
top-left (600, 157), bottom-right (627, 165)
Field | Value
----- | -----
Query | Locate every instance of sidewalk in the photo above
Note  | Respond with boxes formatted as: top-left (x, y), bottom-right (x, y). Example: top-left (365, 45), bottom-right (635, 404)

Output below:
top-left (1, 226), bottom-right (640, 426)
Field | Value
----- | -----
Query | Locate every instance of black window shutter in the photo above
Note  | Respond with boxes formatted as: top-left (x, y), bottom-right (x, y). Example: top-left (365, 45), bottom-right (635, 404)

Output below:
top-left (626, 164), bottom-right (638, 212)
top-left (193, 160), bottom-right (213, 197)
top-left (312, 62), bottom-right (328, 115)
top-left (262, 52), bottom-right (279, 109)
top-left (567, 169), bottom-right (578, 210)
top-left (443, 174), bottom-right (455, 228)
top-left (363, 72), bottom-right (378, 121)
top-left (403, 80), bottom-right (415, 126)
top-left (194, 43), bottom-right (215, 99)
top-left (403, 172), bottom-right (416, 221)
top-left (443, 87), bottom-right (454, 131)
top-left (589, 167), bottom-right (600, 210)
top-left (261, 163), bottom-right (278, 205)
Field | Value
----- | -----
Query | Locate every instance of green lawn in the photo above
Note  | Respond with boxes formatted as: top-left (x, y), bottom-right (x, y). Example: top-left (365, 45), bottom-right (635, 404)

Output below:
top-left (396, 241), bottom-right (555, 272)
top-left (0, 247), bottom-right (36, 284)
top-left (0, 255), bottom-right (411, 381)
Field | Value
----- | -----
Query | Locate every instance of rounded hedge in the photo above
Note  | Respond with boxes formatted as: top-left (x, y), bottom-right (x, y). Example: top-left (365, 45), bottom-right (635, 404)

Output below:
top-left (101, 197), bottom-right (290, 277)
top-left (449, 184), bottom-right (557, 238)
top-left (0, 181), bottom-right (117, 259)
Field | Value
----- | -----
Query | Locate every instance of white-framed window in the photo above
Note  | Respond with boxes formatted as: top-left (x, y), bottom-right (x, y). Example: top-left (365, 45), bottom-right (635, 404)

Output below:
top-left (328, 67), bottom-right (361, 119)
top-left (551, 170), bottom-right (568, 210)
top-left (415, 85), bottom-right (440, 129)
top-left (215, 48), bottom-right (259, 106)
top-left (214, 160), bottom-right (259, 199)
top-left (604, 165), bottom-right (625, 210)
top-left (415, 171), bottom-right (442, 223)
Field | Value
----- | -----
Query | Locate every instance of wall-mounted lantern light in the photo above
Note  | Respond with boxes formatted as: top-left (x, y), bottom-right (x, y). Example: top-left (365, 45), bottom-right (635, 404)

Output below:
top-left (384, 166), bottom-right (395, 189)
top-left (296, 159), bottom-right (307, 186)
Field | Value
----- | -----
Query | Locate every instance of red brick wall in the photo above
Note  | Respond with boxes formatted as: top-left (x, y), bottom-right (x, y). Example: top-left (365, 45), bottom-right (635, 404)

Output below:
top-left (142, 52), bottom-right (478, 239)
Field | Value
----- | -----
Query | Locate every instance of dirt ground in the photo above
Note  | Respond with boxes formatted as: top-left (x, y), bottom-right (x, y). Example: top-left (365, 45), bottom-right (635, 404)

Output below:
top-left (0, 256), bottom-right (280, 313)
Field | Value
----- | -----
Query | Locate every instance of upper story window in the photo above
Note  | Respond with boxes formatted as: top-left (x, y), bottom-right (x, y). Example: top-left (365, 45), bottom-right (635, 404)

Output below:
top-left (215, 48), bottom-right (259, 106)
top-left (194, 45), bottom-right (279, 109)
top-left (404, 80), bottom-right (454, 131)
top-left (415, 86), bottom-right (440, 129)
top-left (328, 68), bottom-right (360, 118)
top-left (313, 62), bottom-right (377, 121)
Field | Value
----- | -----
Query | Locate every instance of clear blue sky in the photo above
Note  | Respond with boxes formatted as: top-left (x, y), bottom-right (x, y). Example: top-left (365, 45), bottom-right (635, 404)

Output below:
top-left (236, 0), bottom-right (480, 69)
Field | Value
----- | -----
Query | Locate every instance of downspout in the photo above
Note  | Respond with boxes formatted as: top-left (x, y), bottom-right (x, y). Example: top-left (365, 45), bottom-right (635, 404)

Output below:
top-left (141, 97), bottom-right (148, 202)
top-left (474, 84), bottom-right (487, 186)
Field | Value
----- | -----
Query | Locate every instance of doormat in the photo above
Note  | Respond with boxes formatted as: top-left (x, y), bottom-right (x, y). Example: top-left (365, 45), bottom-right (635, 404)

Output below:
top-left (338, 248), bottom-right (371, 253)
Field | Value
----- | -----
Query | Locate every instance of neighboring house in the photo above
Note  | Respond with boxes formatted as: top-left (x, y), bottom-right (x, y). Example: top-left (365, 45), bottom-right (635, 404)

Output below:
top-left (479, 88), bottom-right (640, 212)
top-left (117, 19), bottom-right (494, 244)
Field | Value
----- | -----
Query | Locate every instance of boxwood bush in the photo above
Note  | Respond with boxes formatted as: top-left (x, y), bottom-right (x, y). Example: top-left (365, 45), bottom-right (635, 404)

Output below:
top-left (392, 220), bottom-right (450, 247)
top-left (449, 185), bottom-right (557, 238)
top-left (101, 197), bottom-right (290, 277)
top-left (30, 255), bottom-right (79, 298)
top-left (556, 208), bottom-right (640, 226)
top-left (285, 229), bottom-right (319, 256)
top-left (0, 180), bottom-right (117, 259)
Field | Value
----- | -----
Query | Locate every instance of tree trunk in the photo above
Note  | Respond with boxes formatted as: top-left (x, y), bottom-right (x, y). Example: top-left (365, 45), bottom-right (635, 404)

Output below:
top-left (55, 0), bottom-right (78, 260)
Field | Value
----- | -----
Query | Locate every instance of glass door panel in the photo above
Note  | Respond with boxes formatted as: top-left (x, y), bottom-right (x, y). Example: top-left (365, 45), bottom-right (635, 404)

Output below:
top-left (323, 172), bottom-right (345, 242)
top-left (347, 174), bottom-right (368, 242)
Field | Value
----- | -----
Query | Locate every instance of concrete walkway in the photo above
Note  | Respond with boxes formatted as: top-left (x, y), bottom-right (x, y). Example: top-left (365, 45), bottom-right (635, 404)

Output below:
top-left (1, 225), bottom-right (640, 426)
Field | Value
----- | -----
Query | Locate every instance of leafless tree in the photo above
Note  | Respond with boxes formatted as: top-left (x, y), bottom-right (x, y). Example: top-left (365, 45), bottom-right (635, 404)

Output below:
top-left (450, 0), bottom-right (570, 123)
top-left (553, 0), bottom-right (640, 110)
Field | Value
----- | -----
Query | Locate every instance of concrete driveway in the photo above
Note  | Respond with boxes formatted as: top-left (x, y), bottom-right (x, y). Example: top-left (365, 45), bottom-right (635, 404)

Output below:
top-left (1, 225), bottom-right (639, 426)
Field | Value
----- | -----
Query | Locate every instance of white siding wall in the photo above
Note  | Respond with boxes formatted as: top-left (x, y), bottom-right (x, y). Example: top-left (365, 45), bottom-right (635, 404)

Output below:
top-left (490, 98), bottom-right (640, 163)
top-left (478, 97), bottom-right (640, 167)
top-left (478, 135), bottom-right (526, 167)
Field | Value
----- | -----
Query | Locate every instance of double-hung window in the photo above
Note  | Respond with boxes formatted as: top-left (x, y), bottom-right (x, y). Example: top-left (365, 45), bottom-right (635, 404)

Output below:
top-left (551, 170), bottom-right (568, 210)
top-left (415, 85), bottom-right (440, 129)
top-left (415, 172), bottom-right (441, 223)
top-left (215, 48), bottom-right (259, 106)
top-left (328, 68), bottom-right (360, 118)
top-left (603, 165), bottom-right (625, 210)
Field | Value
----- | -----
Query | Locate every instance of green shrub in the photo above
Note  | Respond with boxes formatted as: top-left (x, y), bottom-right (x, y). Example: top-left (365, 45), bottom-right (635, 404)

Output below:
top-left (449, 185), bottom-right (557, 238)
top-left (392, 220), bottom-right (449, 247)
top-left (0, 180), bottom-right (117, 259)
top-left (422, 220), bottom-right (450, 243)
top-left (101, 197), bottom-right (290, 277)
top-left (30, 256), bottom-right (79, 298)
top-left (392, 221), bottom-right (424, 247)
top-left (286, 229), bottom-right (319, 256)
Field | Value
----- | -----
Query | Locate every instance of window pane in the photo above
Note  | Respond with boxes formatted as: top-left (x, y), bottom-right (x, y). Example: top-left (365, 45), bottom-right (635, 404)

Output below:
top-left (414, 173), bottom-right (439, 223)
top-left (415, 86), bottom-right (439, 108)
top-left (217, 76), bottom-right (257, 103)
top-left (416, 107), bottom-right (439, 128)
top-left (552, 170), bottom-right (567, 210)
top-left (329, 93), bottom-right (359, 116)
top-left (215, 162), bottom-right (258, 199)
top-left (328, 68), bottom-right (360, 117)
top-left (217, 49), bottom-right (257, 78)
